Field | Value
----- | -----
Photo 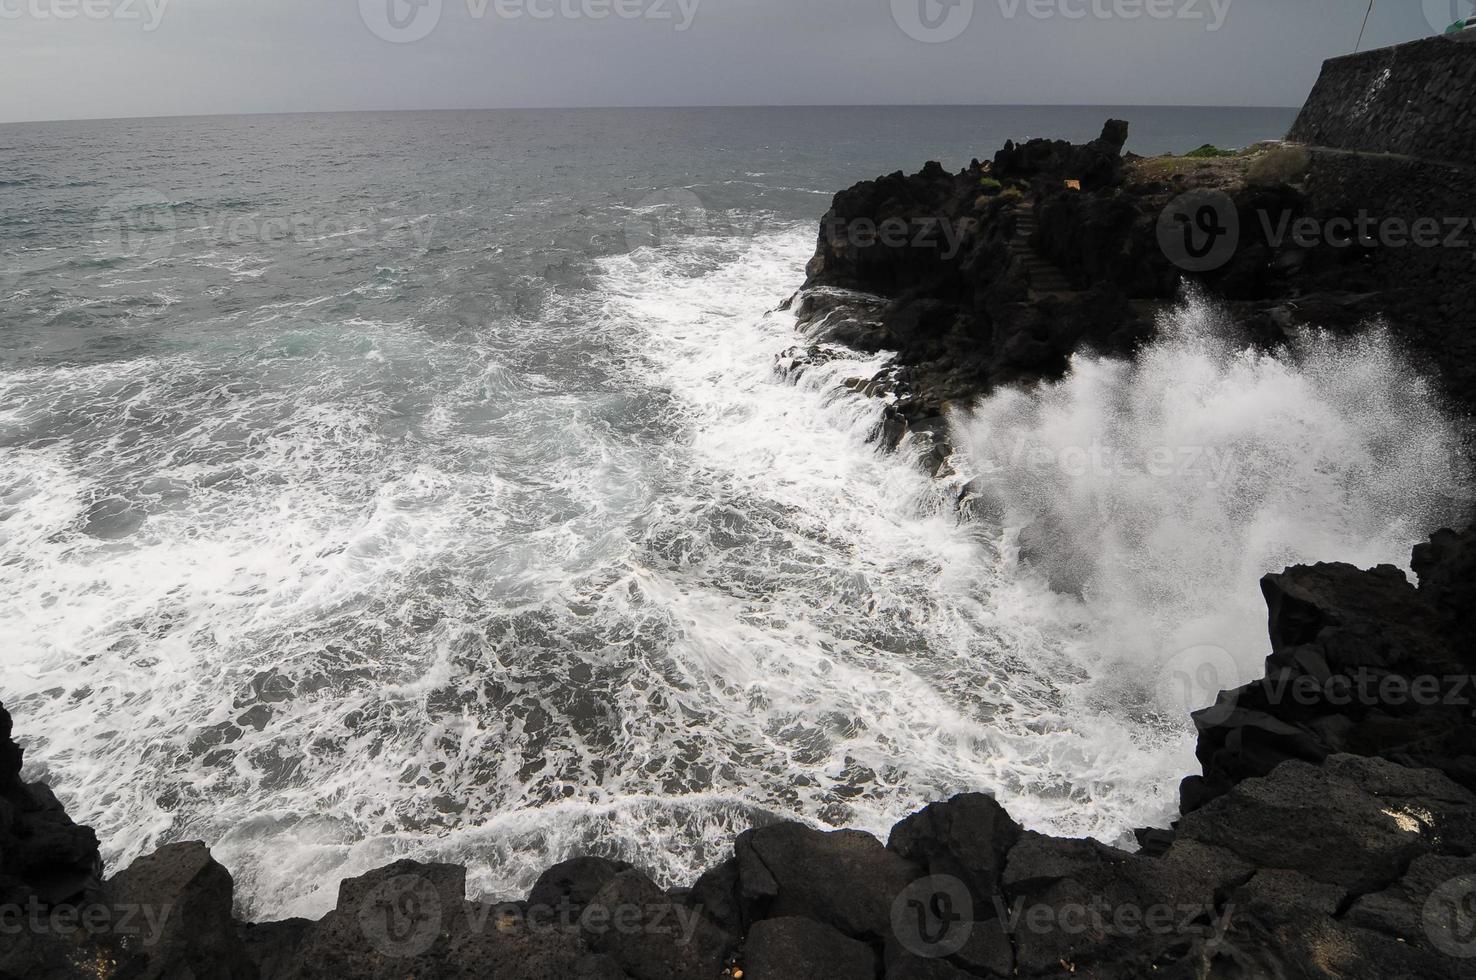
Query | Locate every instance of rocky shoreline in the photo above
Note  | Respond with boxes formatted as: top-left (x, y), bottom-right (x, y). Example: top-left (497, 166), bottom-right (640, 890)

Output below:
top-left (783, 114), bottom-right (1475, 472)
top-left (6, 36), bottom-right (1476, 980)
top-left (4, 526), bottom-right (1475, 979)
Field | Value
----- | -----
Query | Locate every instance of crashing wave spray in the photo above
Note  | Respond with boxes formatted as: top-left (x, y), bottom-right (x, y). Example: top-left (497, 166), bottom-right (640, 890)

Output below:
top-left (952, 291), bottom-right (1473, 726)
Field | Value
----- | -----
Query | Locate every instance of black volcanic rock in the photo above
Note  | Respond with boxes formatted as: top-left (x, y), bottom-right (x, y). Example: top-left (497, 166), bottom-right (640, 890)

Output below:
top-left (735, 822), bottom-right (920, 939)
top-left (795, 121), bottom-right (1476, 446)
top-left (741, 916), bottom-right (875, 980)
top-left (1184, 526), bottom-right (1476, 813)
top-left (581, 868), bottom-right (733, 980)
top-left (104, 841), bottom-right (256, 980)
top-left (528, 855), bottom-right (636, 917)
top-left (992, 118), bottom-right (1130, 191)
top-left (0, 704), bottom-right (101, 911)
top-left (886, 793), bottom-right (1020, 915)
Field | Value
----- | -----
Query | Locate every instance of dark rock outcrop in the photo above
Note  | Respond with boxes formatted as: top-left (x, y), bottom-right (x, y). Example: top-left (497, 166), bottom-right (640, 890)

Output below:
top-left (0, 709), bottom-right (101, 912)
top-left (104, 841), bottom-right (256, 980)
top-left (740, 917), bottom-right (876, 980)
top-left (1183, 526), bottom-right (1476, 813)
top-left (790, 109), bottom-right (1476, 456)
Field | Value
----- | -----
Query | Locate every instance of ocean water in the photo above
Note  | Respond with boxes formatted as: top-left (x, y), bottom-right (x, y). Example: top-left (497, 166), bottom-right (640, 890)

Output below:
top-left (3, 105), bottom-right (1467, 920)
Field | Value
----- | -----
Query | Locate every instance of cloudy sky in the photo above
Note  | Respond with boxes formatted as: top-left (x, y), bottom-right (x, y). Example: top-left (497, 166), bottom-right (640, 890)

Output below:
top-left (0, 0), bottom-right (1466, 124)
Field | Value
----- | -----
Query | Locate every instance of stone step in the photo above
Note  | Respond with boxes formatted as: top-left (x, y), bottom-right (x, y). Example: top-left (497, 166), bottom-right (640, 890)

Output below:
top-left (1007, 202), bottom-right (1078, 294)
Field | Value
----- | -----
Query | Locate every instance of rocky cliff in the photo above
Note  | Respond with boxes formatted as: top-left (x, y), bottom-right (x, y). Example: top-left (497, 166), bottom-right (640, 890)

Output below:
top-left (787, 116), bottom-right (1474, 468)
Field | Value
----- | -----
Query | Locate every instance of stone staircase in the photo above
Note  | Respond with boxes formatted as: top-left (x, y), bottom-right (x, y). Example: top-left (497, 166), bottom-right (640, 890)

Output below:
top-left (1009, 203), bottom-right (1077, 297)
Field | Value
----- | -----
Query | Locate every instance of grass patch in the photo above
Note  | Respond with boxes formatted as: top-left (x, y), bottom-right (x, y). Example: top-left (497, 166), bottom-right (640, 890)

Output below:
top-left (1183, 144), bottom-right (1238, 159)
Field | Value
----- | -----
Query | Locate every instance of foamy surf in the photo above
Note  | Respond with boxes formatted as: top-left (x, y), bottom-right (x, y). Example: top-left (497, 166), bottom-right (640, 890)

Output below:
top-left (2, 218), bottom-right (1468, 923)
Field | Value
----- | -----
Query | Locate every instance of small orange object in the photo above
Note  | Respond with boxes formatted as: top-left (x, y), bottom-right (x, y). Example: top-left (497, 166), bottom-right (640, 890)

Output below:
top-left (1064, 179), bottom-right (1082, 191)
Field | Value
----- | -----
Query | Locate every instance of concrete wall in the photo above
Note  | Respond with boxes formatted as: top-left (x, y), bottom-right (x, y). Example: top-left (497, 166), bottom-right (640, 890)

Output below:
top-left (1288, 33), bottom-right (1476, 165)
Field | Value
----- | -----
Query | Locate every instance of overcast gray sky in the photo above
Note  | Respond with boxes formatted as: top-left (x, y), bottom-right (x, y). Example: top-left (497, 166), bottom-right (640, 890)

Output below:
top-left (0, 0), bottom-right (1466, 124)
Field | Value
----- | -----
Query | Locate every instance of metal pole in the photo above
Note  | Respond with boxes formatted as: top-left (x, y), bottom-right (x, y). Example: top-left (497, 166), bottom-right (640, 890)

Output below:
top-left (1355, 0), bottom-right (1373, 52)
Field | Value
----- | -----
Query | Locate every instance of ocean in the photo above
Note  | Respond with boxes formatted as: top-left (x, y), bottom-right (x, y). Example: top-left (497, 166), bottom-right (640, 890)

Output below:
top-left (5, 104), bottom-right (1465, 919)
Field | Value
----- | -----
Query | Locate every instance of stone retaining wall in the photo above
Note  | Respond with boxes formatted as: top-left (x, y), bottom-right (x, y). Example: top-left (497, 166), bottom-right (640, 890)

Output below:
top-left (1288, 33), bottom-right (1476, 165)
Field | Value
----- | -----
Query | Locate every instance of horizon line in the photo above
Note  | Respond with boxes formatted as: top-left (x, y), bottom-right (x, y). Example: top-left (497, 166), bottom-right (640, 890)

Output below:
top-left (0, 102), bottom-right (1302, 128)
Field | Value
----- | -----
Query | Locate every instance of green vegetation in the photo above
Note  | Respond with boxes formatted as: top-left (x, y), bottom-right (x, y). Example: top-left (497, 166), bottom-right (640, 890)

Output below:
top-left (1247, 145), bottom-right (1313, 187)
top-left (1184, 144), bottom-right (1238, 159)
top-left (978, 177), bottom-right (1003, 194)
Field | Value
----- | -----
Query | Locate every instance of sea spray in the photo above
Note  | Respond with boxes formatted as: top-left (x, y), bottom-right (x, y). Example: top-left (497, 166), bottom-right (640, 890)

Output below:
top-left (951, 291), bottom-right (1473, 726)
top-left (6, 232), bottom-right (1467, 922)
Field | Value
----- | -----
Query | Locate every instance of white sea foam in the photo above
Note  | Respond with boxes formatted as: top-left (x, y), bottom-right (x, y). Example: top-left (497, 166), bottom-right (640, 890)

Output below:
top-left (2, 224), bottom-right (1468, 923)
top-left (952, 290), bottom-right (1472, 726)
